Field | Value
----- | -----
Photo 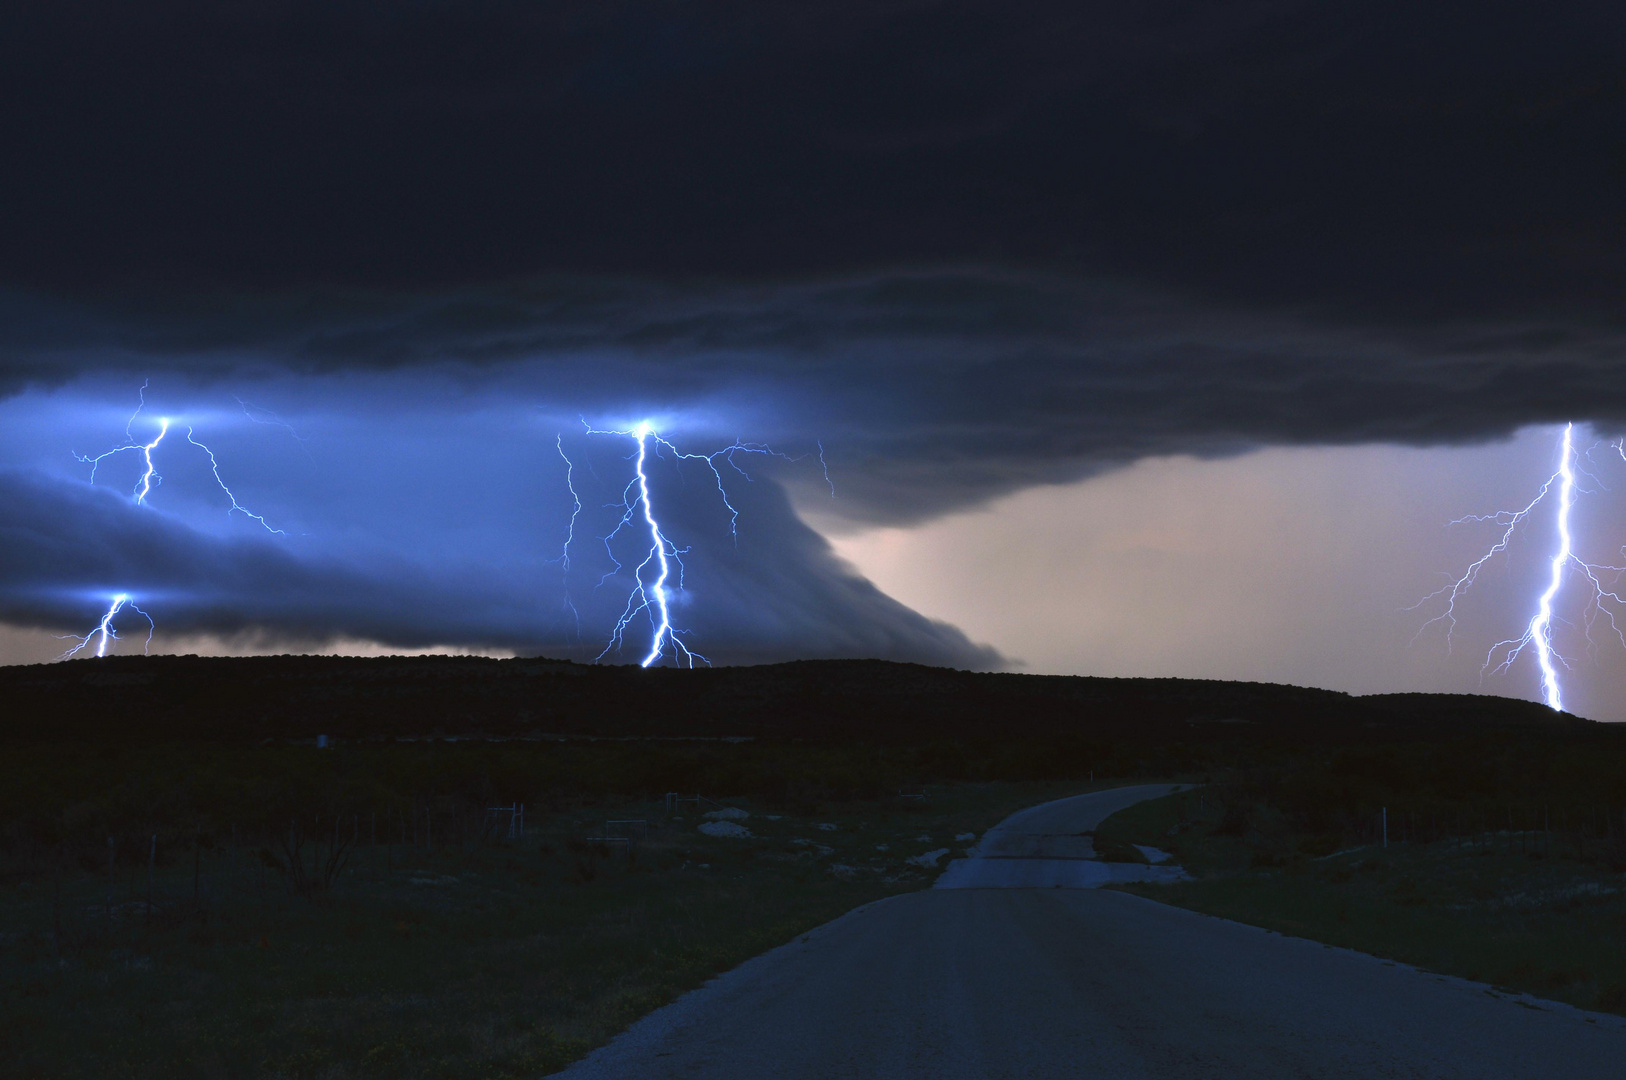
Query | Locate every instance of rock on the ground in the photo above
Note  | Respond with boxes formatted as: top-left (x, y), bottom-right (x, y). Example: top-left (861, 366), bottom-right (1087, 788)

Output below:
top-left (908, 848), bottom-right (951, 868)
top-left (699, 821), bottom-right (753, 839)
top-left (704, 807), bottom-right (750, 821)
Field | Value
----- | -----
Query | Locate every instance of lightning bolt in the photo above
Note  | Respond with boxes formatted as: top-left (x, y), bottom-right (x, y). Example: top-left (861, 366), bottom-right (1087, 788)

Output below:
top-left (554, 420), bottom-right (833, 667)
top-left (623, 423), bottom-right (683, 667)
top-left (818, 440), bottom-right (837, 498)
top-left (1414, 423), bottom-right (1626, 712)
top-left (1498, 423), bottom-right (1577, 710)
top-left (78, 416), bottom-right (169, 501)
top-left (553, 434), bottom-right (583, 638)
top-left (184, 427), bottom-right (285, 534)
top-left (556, 424), bottom-right (793, 666)
top-left (57, 594), bottom-right (154, 660)
top-left (76, 385), bottom-right (282, 532)
top-left (581, 422), bottom-right (706, 668)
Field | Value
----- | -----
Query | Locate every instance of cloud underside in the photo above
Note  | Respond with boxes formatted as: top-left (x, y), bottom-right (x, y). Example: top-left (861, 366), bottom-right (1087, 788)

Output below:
top-left (0, 468), bottom-right (1001, 670)
top-left (1, 4), bottom-right (1622, 663)
top-left (6, 271), bottom-right (1625, 526)
top-left (2, 4), bottom-right (1621, 525)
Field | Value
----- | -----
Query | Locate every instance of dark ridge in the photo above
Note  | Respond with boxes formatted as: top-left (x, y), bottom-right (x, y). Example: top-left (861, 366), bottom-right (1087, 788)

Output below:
top-left (0, 654), bottom-right (1598, 746)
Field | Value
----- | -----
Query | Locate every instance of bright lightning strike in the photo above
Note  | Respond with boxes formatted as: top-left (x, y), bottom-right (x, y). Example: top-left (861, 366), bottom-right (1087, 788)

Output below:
top-left (624, 423), bottom-right (682, 667)
top-left (79, 416), bottom-right (169, 502)
top-left (57, 594), bottom-right (154, 660)
top-left (1504, 423), bottom-right (1576, 710)
top-left (556, 420), bottom-right (825, 668)
top-left (76, 385), bottom-right (282, 532)
top-left (575, 422), bottom-right (707, 668)
top-left (1414, 423), bottom-right (1626, 712)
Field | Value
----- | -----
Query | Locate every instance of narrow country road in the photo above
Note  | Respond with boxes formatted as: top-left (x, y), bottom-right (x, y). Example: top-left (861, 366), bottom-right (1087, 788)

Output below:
top-left (554, 785), bottom-right (1626, 1079)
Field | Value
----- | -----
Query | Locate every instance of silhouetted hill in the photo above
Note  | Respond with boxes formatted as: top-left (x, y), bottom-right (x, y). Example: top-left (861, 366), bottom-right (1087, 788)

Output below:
top-left (0, 655), bottom-right (1600, 746)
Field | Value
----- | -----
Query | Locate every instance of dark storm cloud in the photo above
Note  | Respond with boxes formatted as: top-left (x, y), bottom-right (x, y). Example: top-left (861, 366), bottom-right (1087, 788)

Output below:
top-left (0, 467), bottom-right (999, 668)
top-left (3, 2), bottom-right (1623, 661)
top-left (3, 2), bottom-right (1622, 318)
top-left (4, 270), bottom-right (1624, 525)
top-left (4, 2), bottom-right (1622, 509)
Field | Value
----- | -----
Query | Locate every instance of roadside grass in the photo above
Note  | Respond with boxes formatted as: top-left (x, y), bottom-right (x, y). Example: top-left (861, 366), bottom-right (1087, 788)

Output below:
top-left (1097, 788), bottom-right (1626, 1016)
top-left (0, 779), bottom-right (1096, 1080)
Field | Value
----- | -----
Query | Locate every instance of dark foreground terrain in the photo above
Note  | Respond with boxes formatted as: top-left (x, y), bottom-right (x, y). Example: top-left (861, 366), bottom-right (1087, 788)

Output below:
top-left (2, 655), bottom-right (1624, 1078)
top-left (0, 653), bottom-right (1590, 745)
top-left (560, 787), bottom-right (1626, 1080)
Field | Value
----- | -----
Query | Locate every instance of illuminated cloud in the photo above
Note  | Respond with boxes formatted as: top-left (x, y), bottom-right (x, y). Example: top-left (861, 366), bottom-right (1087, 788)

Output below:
top-left (0, 465), bottom-right (999, 669)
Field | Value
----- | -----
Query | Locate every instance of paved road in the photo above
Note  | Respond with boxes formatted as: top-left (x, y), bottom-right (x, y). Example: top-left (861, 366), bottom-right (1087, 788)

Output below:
top-left (935, 783), bottom-right (1189, 889)
top-left (555, 786), bottom-right (1626, 1079)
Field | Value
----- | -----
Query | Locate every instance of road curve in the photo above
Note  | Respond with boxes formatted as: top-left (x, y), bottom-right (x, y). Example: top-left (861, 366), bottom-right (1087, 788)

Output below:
top-left (553, 786), bottom-right (1626, 1079)
top-left (935, 783), bottom-right (1189, 888)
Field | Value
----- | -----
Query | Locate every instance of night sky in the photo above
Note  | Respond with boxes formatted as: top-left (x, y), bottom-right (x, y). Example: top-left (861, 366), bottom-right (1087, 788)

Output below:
top-left (4, 5), bottom-right (1626, 712)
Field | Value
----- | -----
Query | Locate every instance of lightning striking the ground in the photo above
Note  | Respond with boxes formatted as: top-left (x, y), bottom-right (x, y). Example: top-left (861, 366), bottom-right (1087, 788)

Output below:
top-left (1415, 423), bottom-right (1626, 712)
top-left (555, 420), bottom-right (827, 668)
top-left (606, 423), bottom-right (688, 667)
top-left (1488, 424), bottom-right (1578, 710)
top-left (76, 385), bottom-right (282, 532)
top-left (565, 422), bottom-right (707, 668)
top-left (57, 594), bottom-right (154, 660)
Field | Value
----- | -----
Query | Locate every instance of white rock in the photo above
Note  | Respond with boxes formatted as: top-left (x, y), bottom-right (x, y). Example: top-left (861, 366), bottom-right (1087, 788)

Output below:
top-left (955, 832), bottom-right (977, 841)
top-left (914, 835), bottom-right (932, 842)
top-left (907, 848), bottom-right (950, 868)
top-left (703, 807), bottom-right (750, 821)
top-left (816, 823), bottom-right (839, 831)
top-left (1133, 844), bottom-right (1174, 864)
top-left (698, 821), bottom-right (752, 839)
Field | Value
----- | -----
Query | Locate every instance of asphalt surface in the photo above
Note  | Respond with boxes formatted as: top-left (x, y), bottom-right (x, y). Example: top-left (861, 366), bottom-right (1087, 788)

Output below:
top-left (555, 786), bottom-right (1626, 1079)
top-left (935, 783), bottom-right (1189, 889)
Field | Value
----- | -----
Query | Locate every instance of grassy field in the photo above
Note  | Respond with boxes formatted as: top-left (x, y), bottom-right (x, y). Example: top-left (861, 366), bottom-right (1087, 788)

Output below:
top-left (0, 779), bottom-right (1100, 1080)
top-left (1097, 787), bottom-right (1626, 1016)
top-left (7, 655), bottom-right (1626, 1075)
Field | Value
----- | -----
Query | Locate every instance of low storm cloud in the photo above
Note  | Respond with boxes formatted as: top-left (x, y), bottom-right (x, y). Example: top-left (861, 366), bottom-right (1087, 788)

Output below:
top-left (1, 3), bottom-right (1622, 682)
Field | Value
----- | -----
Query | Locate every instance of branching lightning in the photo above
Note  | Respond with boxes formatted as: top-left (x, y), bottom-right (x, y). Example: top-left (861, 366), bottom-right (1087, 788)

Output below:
top-left (76, 384), bottom-right (283, 532)
top-left (57, 594), bottom-right (154, 660)
top-left (1414, 423), bottom-right (1626, 712)
top-left (570, 422), bottom-right (707, 668)
top-left (555, 420), bottom-right (829, 668)
top-left (818, 440), bottom-right (836, 498)
top-left (1482, 424), bottom-right (1577, 710)
top-left (79, 409), bottom-right (169, 503)
top-left (184, 427), bottom-right (286, 533)
top-left (552, 434), bottom-right (583, 639)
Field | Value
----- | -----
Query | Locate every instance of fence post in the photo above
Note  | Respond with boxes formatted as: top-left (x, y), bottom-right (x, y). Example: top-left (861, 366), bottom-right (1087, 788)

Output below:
top-left (53, 845), bottom-right (63, 956)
